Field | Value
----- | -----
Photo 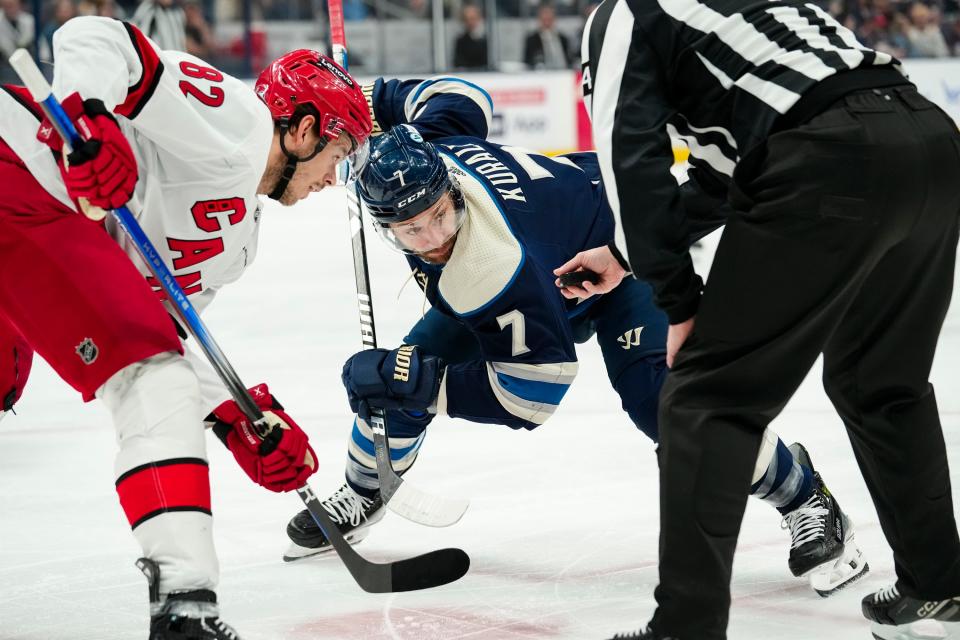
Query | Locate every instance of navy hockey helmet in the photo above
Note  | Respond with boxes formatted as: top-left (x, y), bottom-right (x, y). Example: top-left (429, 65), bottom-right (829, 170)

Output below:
top-left (357, 125), bottom-right (455, 224)
top-left (357, 125), bottom-right (467, 259)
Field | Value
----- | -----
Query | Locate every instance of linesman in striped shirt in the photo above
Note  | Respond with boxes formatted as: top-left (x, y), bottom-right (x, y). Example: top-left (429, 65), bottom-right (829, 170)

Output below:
top-left (556, 0), bottom-right (960, 638)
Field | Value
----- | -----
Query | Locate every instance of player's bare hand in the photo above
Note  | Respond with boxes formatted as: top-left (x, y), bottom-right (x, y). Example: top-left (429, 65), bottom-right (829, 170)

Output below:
top-left (554, 246), bottom-right (627, 299)
top-left (667, 316), bottom-right (695, 368)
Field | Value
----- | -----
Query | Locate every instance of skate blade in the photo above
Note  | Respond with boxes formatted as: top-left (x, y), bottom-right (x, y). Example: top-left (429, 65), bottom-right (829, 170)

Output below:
top-left (809, 540), bottom-right (870, 597)
top-left (281, 528), bottom-right (370, 562)
top-left (871, 620), bottom-right (960, 640)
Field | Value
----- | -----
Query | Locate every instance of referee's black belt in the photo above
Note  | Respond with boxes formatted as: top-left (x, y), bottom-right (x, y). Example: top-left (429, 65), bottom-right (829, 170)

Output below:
top-left (774, 66), bottom-right (911, 134)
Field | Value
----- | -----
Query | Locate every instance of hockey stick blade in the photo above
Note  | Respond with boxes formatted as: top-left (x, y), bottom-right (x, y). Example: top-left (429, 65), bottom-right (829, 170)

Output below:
top-left (369, 410), bottom-right (469, 527)
top-left (296, 485), bottom-right (470, 592)
top-left (387, 479), bottom-right (470, 528)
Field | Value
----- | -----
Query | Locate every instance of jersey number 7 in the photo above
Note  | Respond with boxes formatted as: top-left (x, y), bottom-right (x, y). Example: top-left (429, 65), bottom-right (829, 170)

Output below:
top-left (496, 310), bottom-right (531, 356)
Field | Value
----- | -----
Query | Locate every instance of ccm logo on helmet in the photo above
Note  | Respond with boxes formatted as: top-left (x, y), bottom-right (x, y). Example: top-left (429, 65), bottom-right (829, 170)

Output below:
top-left (397, 188), bottom-right (428, 209)
top-left (317, 57), bottom-right (355, 88)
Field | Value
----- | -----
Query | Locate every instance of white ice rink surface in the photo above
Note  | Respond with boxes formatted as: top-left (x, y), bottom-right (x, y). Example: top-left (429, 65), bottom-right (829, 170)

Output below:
top-left (2, 187), bottom-right (959, 640)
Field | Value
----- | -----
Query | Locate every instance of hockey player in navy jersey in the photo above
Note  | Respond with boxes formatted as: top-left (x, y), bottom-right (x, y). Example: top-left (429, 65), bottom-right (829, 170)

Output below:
top-left (282, 78), bottom-right (868, 596)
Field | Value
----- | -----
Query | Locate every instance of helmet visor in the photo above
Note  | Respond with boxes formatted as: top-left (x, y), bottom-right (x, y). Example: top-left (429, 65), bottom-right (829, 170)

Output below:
top-left (373, 191), bottom-right (466, 262)
top-left (347, 137), bottom-right (371, 177)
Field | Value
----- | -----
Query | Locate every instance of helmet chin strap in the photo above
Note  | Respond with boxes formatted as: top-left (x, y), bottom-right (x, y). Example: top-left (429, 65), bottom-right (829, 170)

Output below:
top-left (268, 121), bottom-right (328, 201)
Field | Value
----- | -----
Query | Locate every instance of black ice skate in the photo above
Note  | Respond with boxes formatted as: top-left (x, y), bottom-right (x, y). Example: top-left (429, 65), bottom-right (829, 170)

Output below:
top-left (137, 558), bottom-right (242, 640)
top-left (604, 626), bottom-right (678, 639)
top-left (781, 443), bottom-right (869, 596)
top-left (863, 584), bottom-right (960, 640)
top-left (282, 483), bottom-right (385, 562)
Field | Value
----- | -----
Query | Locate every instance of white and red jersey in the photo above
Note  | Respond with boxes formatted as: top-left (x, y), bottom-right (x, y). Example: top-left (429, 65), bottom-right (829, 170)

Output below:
top-left (0, 16), bottom-right (273, 314)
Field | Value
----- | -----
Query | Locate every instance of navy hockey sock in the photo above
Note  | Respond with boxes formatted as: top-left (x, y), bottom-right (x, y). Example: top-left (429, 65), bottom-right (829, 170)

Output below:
top-left (750, 437), bottom-right (814, 514)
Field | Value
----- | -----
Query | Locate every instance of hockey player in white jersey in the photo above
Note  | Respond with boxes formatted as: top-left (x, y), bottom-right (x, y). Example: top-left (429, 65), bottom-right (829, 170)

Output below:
top-left (0, 16), bottom-right (374, 639)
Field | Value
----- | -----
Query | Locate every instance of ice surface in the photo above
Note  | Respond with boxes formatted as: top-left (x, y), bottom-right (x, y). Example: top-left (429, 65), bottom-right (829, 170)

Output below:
top-left (1, 187), bottom-right (958, 639)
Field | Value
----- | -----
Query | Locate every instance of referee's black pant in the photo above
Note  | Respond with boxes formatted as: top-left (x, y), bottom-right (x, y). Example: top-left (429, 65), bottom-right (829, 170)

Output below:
top-left (651, 85), bottom-right (960, 639)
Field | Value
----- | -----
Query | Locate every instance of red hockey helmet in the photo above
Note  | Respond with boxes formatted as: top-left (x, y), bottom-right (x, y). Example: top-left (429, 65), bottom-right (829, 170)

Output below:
top-left (255, 50), bottom-right (372, 148)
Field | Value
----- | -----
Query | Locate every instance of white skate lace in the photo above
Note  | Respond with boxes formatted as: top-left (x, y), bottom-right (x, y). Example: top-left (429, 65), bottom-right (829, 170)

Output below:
top-left (197, 617), bottom-right (239, 640)
top-left (321, 485), bottom-right (373, 526)
top-left (781, 492), bottom-right (829, 548)
top-left (215, 619), bottom-right (240, 640)
top-left (874, 584), bottom-right (901, 604)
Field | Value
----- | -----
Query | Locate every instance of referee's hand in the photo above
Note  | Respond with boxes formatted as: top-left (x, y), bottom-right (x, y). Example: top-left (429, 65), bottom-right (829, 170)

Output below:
top-left (667, 317), bottom-right (696, 368)
top-left (554, 246), bottom-right (627, 299)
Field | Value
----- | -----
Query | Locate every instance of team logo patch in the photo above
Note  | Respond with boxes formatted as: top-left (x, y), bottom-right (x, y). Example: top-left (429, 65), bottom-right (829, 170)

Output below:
top-left (75, 338), bottom-right (99, 364)
top-left (414, 269), bottom-right (429, 289)
top-left (617, 327), bottom-right (645, 350)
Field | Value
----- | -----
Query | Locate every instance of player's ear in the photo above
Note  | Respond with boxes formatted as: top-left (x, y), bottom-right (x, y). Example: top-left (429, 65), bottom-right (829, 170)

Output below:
top-left (290, 114), bottom-right (318, 149)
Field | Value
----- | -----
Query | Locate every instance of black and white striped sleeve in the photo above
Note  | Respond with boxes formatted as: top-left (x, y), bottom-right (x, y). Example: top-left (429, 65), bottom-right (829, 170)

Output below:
top-left (582, 0), bottom-right (703, 323)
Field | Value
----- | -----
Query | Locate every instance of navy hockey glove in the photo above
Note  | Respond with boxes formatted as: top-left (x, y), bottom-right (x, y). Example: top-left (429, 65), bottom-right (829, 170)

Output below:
top-left (342, 345), bottom-right (444, 420)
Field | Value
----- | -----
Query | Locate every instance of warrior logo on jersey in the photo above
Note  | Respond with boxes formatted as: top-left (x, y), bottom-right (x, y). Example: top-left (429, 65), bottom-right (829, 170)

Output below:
top-left (617, 327), bottom-right (645, 350)
top-left (75, 338), bottom-right (99, 364)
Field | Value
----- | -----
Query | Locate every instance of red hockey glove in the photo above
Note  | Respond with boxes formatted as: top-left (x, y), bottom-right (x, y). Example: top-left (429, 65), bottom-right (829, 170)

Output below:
top-left (207, 384), bottom-right (318, 493)
top-left (37, 92), bottom-right (138, 210)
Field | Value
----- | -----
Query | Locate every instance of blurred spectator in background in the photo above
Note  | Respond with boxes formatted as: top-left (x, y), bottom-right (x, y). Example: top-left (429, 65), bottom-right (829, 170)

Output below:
top-left (343, 0), bottom-right (369, 20)
top-left (880, 7), bottom-right (914, 57)
top-left (945, 15), bottom-right (960, 55)
top-left (453, 3), bottom-right (487, 69)
top-left (906, 1), bottom-right (950, 56)
top-left (408, 0), bottom-right (429, 18)
top-left (98, 0), bottom-right (122, 16)
top-left (132, 0), bottom-right (185, 50)
top-left (576, 1), bottom-right (597, 64)
top-left (183, 0), bottom-right (215, 58)
top-left (0, 0), bottom-right (34, 82)
top-left (523, 2), bottom-right (572, 69)
top-left (39, 0), bottom-right (76, 62)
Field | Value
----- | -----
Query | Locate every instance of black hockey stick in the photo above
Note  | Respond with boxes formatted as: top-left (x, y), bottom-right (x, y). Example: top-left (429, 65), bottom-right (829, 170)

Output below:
top-left (295, 482), bottom-right (469, 592)
top-left (9, 49), bottom-right (468, 594)
top-left (329, 2), bottom-right (469, 528)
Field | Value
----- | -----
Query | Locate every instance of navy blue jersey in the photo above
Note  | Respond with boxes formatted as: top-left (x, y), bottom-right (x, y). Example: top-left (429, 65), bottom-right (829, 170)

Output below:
top-left (366, 76), bottom-right (494, 142)
top-left (367, 80), bottom-right (623, 430)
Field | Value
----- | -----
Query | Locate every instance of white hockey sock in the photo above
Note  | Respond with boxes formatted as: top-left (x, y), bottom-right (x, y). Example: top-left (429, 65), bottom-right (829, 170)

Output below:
top-left (345, 416), bottom-right (425, 495)
top-left (98, 351), bottom-right (219, 596)
top-left (750, 428), bottom-right (811, 512)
